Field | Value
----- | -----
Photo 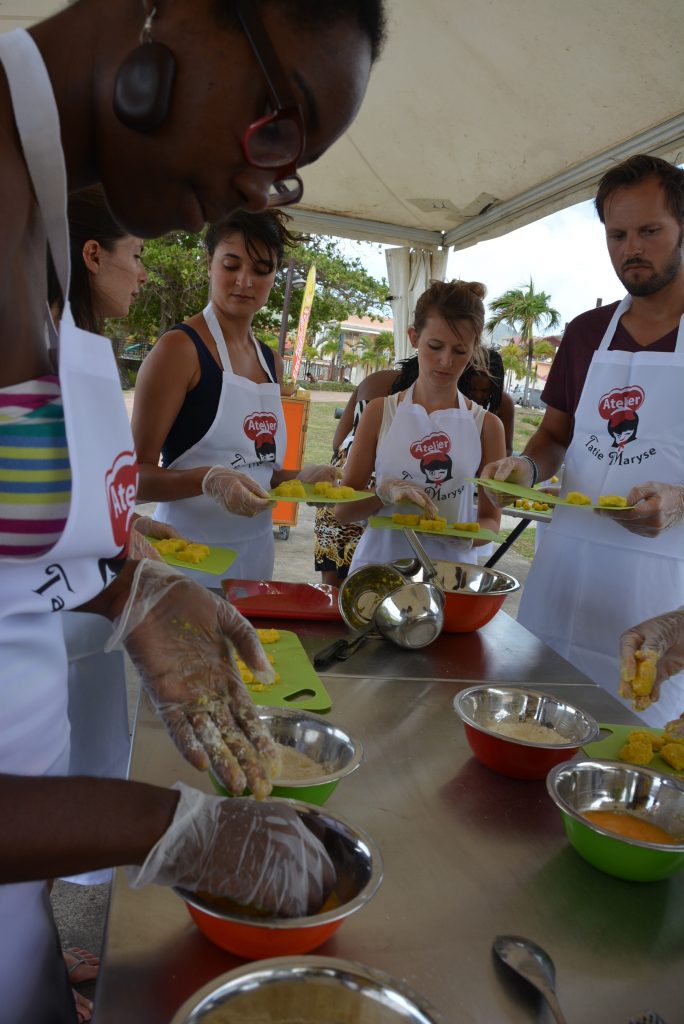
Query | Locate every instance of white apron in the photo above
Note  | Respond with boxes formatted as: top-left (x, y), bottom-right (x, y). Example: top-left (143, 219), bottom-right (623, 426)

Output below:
top-left (351, 385), bottom-right (482, 571)
top-left (154, 302), bottom-right (286, 584)
top-left (518, 296), bottom-right (684, 726)
top-left (0, 29), bottom-right (138, 1022)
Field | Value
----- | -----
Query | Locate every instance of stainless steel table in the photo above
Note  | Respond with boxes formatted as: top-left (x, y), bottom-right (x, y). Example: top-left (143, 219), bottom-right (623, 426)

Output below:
top-left (263, 610), bottom-right (594, 685)
top-left (95, 614), bottom-right (683, 1023)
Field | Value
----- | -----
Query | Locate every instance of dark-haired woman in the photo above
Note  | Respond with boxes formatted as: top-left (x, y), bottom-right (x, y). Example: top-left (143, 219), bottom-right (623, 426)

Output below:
top-left (0, 2), bottom-right (384, 1016)
top-left (133, 211), bottom-right (337, 584)
top-left (459, 348), bottom-right (515, 456)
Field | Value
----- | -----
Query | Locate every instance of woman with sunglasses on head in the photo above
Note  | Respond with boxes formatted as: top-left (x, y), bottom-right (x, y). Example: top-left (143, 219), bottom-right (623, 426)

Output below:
top-left (132, 210), bottom-right (338, 587)
top-left (334, 280), bottom-right (506, 571)
top-left (0, 2), bottom-right (386, 1019)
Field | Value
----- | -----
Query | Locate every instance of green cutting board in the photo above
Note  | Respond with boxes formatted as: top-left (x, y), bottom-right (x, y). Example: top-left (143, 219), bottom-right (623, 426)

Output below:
top-left (368, 515), bottom-right (504, 544)
top-left (246, 629), bottom-right (332, 712)
top-left (269, 482), bottom-right (374, 503)
top-left (468, 477), bottom-right (632, 510)
top-left (156, 544), bottom-right (237, 576)
top-left (583, 723), bottom-right (683, 776)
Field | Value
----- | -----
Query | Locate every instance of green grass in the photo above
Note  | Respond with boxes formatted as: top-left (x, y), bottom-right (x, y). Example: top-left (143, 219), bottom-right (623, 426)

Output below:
top-left (303, 401), bottom-right (343, 465)
top-left (512, 411), bottom-right (543, 453)
top-left (498, 525), bottom-right (537, 561)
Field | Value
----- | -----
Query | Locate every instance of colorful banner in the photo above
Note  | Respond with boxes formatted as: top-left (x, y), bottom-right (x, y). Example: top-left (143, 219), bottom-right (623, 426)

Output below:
top-left (290, 264), bottom-right (316, 384)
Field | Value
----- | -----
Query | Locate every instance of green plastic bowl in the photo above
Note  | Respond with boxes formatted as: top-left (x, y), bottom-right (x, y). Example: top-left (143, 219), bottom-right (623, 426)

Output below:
top-left (547, 759), bottom-right (684, 882)
top-left (209, 707), bottom-right (363, 805)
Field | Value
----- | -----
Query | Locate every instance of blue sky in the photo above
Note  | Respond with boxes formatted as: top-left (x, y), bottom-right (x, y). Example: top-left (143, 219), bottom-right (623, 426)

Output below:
top-left (343, 199), bottom-right (625, 334)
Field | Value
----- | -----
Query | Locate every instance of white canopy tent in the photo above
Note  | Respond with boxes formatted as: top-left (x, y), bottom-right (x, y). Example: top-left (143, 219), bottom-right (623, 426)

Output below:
top-left (10, 0), bottom-right (684, 356)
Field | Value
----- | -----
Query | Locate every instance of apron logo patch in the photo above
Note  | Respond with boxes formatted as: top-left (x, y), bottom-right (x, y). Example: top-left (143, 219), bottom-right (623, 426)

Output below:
top-left (410, 432), bottom-right (453, 487)
top-left (105, 451), bottom-right (138, 549)
top-left (598, 386), bottom-right (644, 449)
top-left (243, 412), bottom-right (278, 463)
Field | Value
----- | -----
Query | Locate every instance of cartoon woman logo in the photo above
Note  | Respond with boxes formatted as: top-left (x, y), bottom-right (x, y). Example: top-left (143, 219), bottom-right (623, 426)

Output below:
top-left (607, 409), bottom-right (639, 449)
top-left (410, 431), bottom-right (453, 488)
top-left (419, 450), bottom-right (453, 485)
top-left (598, 386), bottom-right (644, 449)
top-left (243, 412), bottom-right (279, 463)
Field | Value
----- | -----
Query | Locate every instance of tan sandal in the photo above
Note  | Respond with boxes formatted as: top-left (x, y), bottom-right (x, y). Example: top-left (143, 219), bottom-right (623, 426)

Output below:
top-left (64, 946), bottom-right (100, 985)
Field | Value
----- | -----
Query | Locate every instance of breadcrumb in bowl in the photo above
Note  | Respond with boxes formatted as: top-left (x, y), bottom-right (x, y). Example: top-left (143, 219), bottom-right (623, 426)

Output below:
top-left (454, 686), bottom-right (599, 779)
top-left (209, 707), bottom-right (363, 805)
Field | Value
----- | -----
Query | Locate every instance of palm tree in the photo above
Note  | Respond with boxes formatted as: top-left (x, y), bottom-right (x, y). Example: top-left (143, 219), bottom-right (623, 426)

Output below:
top-left (486, 280), bottom-right (560, 406)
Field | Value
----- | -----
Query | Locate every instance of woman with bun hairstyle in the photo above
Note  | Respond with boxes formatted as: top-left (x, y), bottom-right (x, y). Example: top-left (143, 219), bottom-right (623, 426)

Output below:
top-left (336, 280), bottom-right (505, 570)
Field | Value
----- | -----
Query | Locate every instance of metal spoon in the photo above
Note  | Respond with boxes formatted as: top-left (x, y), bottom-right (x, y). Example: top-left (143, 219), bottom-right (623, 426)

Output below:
top-left (493, 935), bottom-right (568, 1024)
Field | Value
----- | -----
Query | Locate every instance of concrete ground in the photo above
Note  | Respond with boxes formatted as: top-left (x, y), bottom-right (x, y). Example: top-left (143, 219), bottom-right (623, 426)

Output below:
top-left (51, 392), bottom-right (534, 1014)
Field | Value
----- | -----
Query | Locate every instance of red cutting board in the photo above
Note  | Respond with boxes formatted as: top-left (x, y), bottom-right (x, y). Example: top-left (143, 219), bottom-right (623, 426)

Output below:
top-left (224, 579), bottom-right (342, 621)
top-left (242, 629), bottom-right (332, 713)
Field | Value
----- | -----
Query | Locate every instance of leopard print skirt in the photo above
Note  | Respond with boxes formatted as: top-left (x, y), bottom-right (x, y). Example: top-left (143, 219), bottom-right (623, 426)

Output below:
top-left (313, 448), bottom-right (372, 578)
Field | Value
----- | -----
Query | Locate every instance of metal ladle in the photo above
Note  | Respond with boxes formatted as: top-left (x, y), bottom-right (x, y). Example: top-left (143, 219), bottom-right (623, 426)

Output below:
top-left (493, 935), bottom-right (568, 1024)
top-left (313, 580), bottom-right (443, 670)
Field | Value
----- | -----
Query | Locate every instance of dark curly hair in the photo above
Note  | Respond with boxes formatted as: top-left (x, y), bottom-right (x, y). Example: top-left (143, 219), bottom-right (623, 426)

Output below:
top-left (204, 209), bottom-right (299, 271)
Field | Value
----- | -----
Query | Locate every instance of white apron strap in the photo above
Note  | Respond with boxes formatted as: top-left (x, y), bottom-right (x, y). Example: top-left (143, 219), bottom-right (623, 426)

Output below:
top-left (598, 293), bottom-right (684, 354)
top-left (203, 301), bottom-right (277, 382)
top-left (0, 29), bottom-right (71, 328)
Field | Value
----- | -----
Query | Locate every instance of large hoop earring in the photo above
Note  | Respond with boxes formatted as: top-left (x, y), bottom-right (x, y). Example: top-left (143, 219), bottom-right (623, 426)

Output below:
top-left (113, 5), bottom-right (176, 133)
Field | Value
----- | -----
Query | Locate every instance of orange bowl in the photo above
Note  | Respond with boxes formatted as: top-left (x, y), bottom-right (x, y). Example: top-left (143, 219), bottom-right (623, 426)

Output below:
top-left (175, 800), bottom-right (382, 959)
top-left (411, 560), bottom-right (519, 633)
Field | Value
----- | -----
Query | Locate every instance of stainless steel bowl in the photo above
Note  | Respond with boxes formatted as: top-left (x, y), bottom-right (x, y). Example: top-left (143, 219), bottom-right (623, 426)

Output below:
top-left (547, 759), bottom-right (684, 848)
top-left (339, 562), bottom-right (406, 631)
top-left (173, 800), bottom-right (384, 958)
top-left (259, 706), bottom-right (363, 787)
top-left (411, 559), bottom-right (520, 598)
top-left (546, 760), bottom-right (684, 880)
top-left (170, 955), bottom-right (442, 1023)
top-left (455, 686), bottom-right (600, 748)
top-left (375, 581), bottom-right (444, 649)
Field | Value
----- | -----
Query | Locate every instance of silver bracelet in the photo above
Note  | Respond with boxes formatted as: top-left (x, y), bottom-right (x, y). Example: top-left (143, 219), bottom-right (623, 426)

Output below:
top-left (519, 454), bottom-right (539, 486)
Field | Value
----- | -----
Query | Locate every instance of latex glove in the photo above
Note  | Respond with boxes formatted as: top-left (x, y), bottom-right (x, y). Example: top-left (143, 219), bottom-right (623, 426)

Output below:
top-left (202, 466), bottom-right (275, 518)
top-left (376, 478), bottom-right (439, 518)
top-left (129, 516), bottom-right (182, 561)
top-left (597, 481), bottom-right (684, 537)
top-left (479, 455), bottom-right (535, 507)
top-left (127, 782), bottom-right (335, 917)
top-left (133, 516), bottom-right (182, 540)
top-left (619, 606), bottom-right (684, 708)
top-left (296, 464), bottom-right (342, 485)
top-left (106, 560), bottom-right (279, 798)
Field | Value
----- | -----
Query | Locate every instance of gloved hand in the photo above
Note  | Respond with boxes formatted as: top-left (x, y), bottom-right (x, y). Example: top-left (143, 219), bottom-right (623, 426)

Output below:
top-left (479, 455), bottom-right (535, 507)
top-left (297, 464), bottom-right (342, 485)
top-left (202, 466), bottom-right (275, 518)
top-left (129, 516), bottom-right (182, 561)
top-left (598, 481), bottom-right (684, 537)
top-left (127, 782), bottom-right (335, 917)
top-left (376, 478), bottom-right (439, 518)
top-left (619, 606), bottom-right (684, 707)
top-left (105, 560), bottom-right (279, 798)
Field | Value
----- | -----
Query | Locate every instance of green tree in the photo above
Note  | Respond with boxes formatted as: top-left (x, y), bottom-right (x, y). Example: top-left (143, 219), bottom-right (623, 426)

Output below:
top-left (531, 338), bottom-right (556, 386)
top-left (486, 279), bottom-right (560, 405)
top-left (263, 236), bottom-right (389, 343)
top-left (317, 326), bottom-right (343, 381)
top-left (114, 231), bottom-right (389, 369)
top-left (499, 342), bottom-right (526, 390)
top-left (112, 232), bottom-right (208, 349)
